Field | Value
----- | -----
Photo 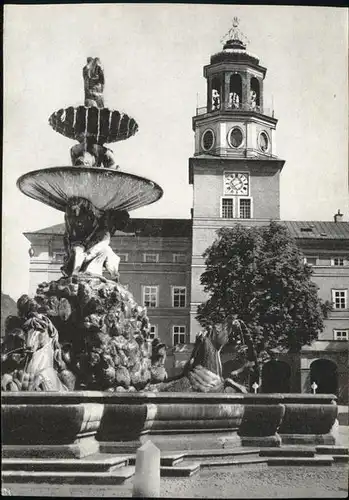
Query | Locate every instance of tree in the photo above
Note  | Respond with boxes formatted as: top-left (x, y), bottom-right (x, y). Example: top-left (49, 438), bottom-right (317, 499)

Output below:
top-left (1, 292), bottom-right (17, 338)
top-left (196, 222), bottom-right (332, 388)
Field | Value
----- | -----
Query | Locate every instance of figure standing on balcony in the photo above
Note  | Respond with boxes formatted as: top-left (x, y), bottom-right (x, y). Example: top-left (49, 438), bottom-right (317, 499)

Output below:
top-left (212, 89), bottom-right (220, 111)
top-left (250, 90), bottom-right (257, 110)
top-left (229, 92), bottom-right (240, 109)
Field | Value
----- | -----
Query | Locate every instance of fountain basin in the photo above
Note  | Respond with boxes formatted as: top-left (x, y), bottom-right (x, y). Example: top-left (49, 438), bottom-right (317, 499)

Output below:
top-left (49, 106), bottom-right (138, 144)
top-left (17, 167), bottom-right (163, 212)
top-left (238, 396), bottom-right (286, 447)
top-left (279, 394), bottom-right (338, 445)
top-left (98, 393), bottom-right (245, 452)
top-left (2, 392), bottom-right (105, 458)
top-left (2, 392), bottom-right (338, 458)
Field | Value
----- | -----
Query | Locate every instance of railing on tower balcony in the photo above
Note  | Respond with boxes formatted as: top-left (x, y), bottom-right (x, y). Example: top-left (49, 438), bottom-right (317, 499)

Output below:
top-left (195, 102), bottom-right (274, 117)
top-left (196, 106), bottom-right (208, 116)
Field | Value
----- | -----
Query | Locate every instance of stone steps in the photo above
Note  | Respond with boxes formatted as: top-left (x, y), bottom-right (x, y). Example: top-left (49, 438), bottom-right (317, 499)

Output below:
top-left (333, 455), bottom-right (349, 463)
top-left (2, 455), bottom-right (129, 472)
top-left (159, 453), bottom-right (186, 466)
top-left (157, 447), bottom-right (260, 466)
top-left (160, 461), bottom-right (201, 477)
top-left (198, 457), bottom-right (268, 467)
top-left (3, 444), bottom-right (348, 485)
top-left (185, 447), bottom-right (261, 459)
top-left (260, 447), bottom-right (316, 457)
top-left (316, 445), bottom-right (348, 455)
top-left (157, 445), bottom-right (349, 470)
top-left (1, 467), bottom-right (136, 485)
top-left (267, 456), bottom-right (334, 466)
top-left (183, 448), bottom-right (265, 467)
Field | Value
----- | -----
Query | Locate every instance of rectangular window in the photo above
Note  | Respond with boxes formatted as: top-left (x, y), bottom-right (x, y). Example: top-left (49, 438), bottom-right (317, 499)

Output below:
top-left (118, 253), bottom-right (128, 262)
top-left (304, 256), bottom-right (317, 266)
top-left (173, 253), bottom-right (186, 263)
top-left (332, 290), bottom-right (347, 310)
top-left (331, 257), bottom-right (345, 266)
top-left (173, 325), bottom-right (186, 345)
top-left (172, 287), bottom-right (186, 308)
top-left (52, 252), bottom-right (65, 262)
top-left (149, 325), bottom-right (158, 340)
top-left (143, 253), bottom-right (159, 263)
top-left (239, 198), bottom-right (251, 219)
top-left (142, 286), bottom-right (158, 308)
top-left (333, 330), bottom-right (349, 341)
top-left (221, 198), bottom-right (234, 219)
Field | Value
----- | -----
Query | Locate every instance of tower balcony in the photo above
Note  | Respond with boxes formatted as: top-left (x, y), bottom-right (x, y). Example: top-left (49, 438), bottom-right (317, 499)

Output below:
top-left (195, 102), bottom-right (274, 118)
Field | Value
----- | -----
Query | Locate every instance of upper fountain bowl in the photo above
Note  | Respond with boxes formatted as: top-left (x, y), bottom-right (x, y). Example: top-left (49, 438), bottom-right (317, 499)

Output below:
top-left (49, 106), bottom-right (139, 145)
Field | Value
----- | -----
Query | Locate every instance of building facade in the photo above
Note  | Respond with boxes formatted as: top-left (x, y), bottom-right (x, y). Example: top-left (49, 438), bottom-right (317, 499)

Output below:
top-left (23, 29), bottom-right (348, 402)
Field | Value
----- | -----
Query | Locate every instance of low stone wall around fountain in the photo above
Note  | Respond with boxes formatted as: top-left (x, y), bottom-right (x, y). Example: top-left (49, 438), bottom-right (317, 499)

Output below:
top-left (2, 392), bottom-right (338, 459)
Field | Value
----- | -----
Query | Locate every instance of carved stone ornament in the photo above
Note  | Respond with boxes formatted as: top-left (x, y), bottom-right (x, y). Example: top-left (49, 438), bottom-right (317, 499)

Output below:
top-left (83, 57), bottom-right (105, 108)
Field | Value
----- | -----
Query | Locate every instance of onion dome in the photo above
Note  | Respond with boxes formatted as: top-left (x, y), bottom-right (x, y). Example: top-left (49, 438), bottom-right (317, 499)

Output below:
top-left (210, 17), bottom-right (260, 66)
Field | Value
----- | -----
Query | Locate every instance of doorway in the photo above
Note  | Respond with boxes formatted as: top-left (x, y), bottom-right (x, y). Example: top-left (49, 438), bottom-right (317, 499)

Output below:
top-left (261, 360), bottom-right (291, 393)
top-left (310, 359), bottom-right (338, 395)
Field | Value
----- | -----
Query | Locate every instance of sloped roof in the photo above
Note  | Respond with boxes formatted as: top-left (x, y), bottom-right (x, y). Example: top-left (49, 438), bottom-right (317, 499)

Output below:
top-left (27, 223), bottom-right (65, 235)
top-left (25, 219), bottom-right (193, 238)
top-left (281, 221), bottom-right (349, 240)
top-left (24, 219), bottom-right (349, 240)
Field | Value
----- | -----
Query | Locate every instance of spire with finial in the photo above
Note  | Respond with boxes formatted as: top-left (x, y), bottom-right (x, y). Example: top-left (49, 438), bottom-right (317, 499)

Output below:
top-left (220, 17), bottom-right (250, 50)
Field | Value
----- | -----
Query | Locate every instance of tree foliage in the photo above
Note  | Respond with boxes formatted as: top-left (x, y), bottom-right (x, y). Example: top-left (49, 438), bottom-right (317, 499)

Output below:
top-left (197, 222), bottom-right (332, 366)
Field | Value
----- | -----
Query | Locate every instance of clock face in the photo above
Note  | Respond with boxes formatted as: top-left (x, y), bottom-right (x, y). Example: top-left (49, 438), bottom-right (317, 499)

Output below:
top-left (224, 173), bottom-right (249, 195)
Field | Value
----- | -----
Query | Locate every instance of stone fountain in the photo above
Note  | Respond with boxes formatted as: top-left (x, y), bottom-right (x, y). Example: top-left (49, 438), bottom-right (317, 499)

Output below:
top-left (2, 59), bottom-right (340, 483)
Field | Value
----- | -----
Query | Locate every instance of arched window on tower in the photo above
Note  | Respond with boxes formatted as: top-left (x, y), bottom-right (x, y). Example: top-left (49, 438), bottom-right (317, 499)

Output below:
top-left (250, 77), bottom-right (260, 111)
top-left (228, 74), bottom-right (242, 109)
top-left (211, 76), bottom-right (221, 111)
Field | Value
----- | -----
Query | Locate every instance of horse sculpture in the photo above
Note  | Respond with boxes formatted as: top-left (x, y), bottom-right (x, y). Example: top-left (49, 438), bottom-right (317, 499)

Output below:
top-left (1, 313), bottom-right (75, 392)
top-left (152, 317), bottom-right (248, 393)
top-left (150, 316), bottom-right (262, 393)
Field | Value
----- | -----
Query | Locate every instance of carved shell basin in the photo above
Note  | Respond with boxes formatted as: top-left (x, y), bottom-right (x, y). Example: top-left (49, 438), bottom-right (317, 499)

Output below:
top-left (49, 106), bottom-right (138, 144)
top-left (17, 167), bottom-right (163, 212)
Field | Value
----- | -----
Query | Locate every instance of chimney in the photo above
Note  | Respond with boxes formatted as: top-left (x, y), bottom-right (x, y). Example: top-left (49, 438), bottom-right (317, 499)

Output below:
top-left (334, 209), bottom-right (344, 223)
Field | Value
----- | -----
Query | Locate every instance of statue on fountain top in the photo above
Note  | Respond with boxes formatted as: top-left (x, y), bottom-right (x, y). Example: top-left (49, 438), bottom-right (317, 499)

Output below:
top-left (83, 57), bottom-right (105, 108)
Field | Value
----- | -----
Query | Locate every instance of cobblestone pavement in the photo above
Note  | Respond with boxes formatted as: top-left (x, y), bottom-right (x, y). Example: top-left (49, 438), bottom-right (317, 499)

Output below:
top-left (3, 464), bottom-right (348, 498)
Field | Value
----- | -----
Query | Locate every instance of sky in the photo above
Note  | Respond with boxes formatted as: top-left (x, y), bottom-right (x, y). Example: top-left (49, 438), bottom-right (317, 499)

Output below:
top-left (2, 4), bottom-right (348, 301)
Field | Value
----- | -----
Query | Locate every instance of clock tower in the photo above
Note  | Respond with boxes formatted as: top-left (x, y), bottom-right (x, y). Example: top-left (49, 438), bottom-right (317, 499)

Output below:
top-left (189, 18), bottom-right (285, 340)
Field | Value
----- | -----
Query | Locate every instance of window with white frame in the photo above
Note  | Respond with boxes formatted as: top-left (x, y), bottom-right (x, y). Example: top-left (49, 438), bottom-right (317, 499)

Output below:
top-left (304, 256), bottom-right (317, 266)
top-left (52, 252), bottom-right (65, 262)
top-left (143, 253), bottom-right (159, 263)
top-left (149, 324), bottom-right (158, 340)
top-left (172, 287), bottom-right (186, 308)
top-left (332, 290), bottom-right (347, 310)
top-left (173, 325), bottom-right (186, 345)
top-left (142, 286), bottom-right (159, 308)
top-left (239, 198), bottom-right (252, 219)
top-left (173, 253), bottom-right (186, 263)
top-left (118, 253), bottom-right (129, 262)
top-left (331, 257), bottom-right (346, 267)
top-left (333, 330), bottom-right (349, 341)
top-left (221, 198), bottom-right (234, 219)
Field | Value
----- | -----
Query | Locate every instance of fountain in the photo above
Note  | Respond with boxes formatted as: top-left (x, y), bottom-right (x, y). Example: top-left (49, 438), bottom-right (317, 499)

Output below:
top-left (2, 59), bottom-right (339, 481)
